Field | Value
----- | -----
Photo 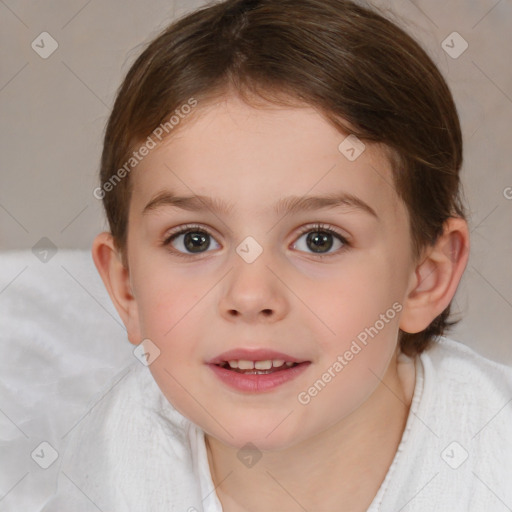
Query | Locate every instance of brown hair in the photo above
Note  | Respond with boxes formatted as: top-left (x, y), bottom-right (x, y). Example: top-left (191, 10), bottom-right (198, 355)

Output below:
top-left (98, 0), bottom-right (467, 356)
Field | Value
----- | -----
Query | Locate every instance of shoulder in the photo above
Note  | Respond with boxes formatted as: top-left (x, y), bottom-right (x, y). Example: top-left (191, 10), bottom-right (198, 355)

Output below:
top-left (418, 336), bottom-right (512, 448)
top-left (64, 360), bottom-right (195, 463)
top-left (373, 338), bottom-right (512, 511)
top-left (47, 361), bottom-right (204, 511)
top-left (66, 360), bottom-right (191, 446)
top-left (422, 336), bottom-right (512, 393)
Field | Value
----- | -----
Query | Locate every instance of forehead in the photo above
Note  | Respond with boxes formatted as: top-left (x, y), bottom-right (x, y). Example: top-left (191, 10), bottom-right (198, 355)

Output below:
top-left (130, 95), bottom-right (403, 221)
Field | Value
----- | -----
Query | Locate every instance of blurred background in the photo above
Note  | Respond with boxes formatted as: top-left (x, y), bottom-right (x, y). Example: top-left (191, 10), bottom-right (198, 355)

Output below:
top-left (0, 0), bottom-right (511, 363)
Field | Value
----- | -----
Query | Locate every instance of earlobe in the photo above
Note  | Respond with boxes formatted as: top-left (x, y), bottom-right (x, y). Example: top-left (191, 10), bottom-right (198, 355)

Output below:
top-left (399, 217), bottom-right (470, 334)
top-left (91, 232), bottom-right (141, 345)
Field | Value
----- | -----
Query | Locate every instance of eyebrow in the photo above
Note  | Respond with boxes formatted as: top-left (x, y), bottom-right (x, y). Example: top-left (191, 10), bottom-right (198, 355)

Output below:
top-left (142, 190), bottom-right (378, 219)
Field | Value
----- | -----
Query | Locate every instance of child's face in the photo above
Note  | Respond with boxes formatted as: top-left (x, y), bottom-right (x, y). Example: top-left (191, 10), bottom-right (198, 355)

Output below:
top-left (124, 94), bottom-right (417, 450)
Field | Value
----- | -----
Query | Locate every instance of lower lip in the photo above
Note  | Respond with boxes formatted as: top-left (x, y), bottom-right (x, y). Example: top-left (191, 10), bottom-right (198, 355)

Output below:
top-left (207, 362), bottom-right (311, 392)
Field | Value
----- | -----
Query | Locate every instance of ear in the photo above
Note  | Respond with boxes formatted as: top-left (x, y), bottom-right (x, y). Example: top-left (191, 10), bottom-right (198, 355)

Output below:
top-left (399, 217), bottom-right (470, 334)
top-left (91, 232), bottom-right (142, 346)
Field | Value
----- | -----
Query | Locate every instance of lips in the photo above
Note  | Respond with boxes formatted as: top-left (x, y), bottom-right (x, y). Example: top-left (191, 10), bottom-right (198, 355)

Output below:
top-left (206, 348), bottom-right (312, 391)
top-left (208, 356), bottom-right (311, 392)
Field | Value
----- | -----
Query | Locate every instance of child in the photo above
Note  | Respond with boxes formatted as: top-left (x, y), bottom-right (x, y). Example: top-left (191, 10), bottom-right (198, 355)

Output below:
top-left (44, 0), bottom-right (512, 510)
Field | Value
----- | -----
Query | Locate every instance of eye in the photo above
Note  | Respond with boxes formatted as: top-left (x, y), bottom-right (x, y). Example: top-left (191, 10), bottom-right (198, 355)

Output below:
top-left (162, 222), bottom-right (349, 258)
top-left (292, 223), bottom-right (349, 257)
top-left (163, 224), bottom-right (220, 256)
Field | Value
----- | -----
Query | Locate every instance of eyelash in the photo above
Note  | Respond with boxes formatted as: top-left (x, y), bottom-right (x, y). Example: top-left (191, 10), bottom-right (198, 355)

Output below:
top-left (162, 223), bottom-right (350, 259)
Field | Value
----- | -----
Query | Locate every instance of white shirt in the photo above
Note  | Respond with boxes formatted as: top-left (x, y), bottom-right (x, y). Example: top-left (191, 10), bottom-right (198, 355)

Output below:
top-left (41, 337), bottom-right (512, 511)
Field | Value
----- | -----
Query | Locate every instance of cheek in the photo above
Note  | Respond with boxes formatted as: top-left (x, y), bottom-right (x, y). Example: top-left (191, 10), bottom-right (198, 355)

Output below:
top-left (298, 256), bottom-right (400, 340)
top-left (132, 255), bottom-right (204, 337)
top-left (136, 276), bottom-right (205, 416)
top-left (294, 259), bottom-right (403, 404)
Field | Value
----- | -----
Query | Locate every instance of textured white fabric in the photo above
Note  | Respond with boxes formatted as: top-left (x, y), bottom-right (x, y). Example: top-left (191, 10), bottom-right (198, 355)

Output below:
top-left (40, 360), bottom-right (222, 512)
top-left (369, 337), bottom-right (512, 511)
top-left (0, 249), bottom-right (133, 512)
top-left (39, 337), bottom-right (512, 511)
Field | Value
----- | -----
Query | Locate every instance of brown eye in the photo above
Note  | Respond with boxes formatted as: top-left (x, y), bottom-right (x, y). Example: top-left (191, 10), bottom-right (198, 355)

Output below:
top-left (306, 231), bottom-right (335, 253)
top-left (293, 224), bottom-right (348, 257)
top-left (164, 225), bottom-right (221, 255)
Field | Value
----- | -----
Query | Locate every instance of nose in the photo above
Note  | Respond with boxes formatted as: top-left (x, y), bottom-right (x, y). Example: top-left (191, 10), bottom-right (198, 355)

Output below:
top-left (218, 251), bottom-right (289, 323)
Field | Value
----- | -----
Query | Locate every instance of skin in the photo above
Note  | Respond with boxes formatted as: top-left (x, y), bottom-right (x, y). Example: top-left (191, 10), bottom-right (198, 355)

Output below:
top-left (93, 93), bottom-right (470, 511)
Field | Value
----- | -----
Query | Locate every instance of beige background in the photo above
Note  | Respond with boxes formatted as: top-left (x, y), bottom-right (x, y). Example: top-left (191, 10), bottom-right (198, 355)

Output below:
top-left (0, 0), bottom-right (511, 362)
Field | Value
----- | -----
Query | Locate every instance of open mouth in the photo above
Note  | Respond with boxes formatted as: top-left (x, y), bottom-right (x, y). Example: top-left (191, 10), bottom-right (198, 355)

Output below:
top-left (209, 357), bottom-right (311, 392)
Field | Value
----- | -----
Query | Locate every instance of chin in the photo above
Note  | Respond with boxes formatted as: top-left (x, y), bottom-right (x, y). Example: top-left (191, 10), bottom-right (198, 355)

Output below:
top-left (205, 419), bottom-right (305, 453)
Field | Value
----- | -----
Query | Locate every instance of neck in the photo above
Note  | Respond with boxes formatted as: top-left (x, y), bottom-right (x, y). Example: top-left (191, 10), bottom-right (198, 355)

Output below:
top-left (205, 348), bottom-right (416, 512)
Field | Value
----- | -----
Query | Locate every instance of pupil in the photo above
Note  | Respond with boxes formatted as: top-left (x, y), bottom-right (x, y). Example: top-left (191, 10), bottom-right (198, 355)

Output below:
top-left (307, 231), bottom-right (333, 253)
top-left (184, 232), bottom-right (210, 253)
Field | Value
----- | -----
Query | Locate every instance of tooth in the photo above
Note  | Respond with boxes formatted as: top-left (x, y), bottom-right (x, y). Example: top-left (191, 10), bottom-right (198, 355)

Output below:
top-left (237, 359), bottom-right (255, 370)
top-left (272, 359), bottom-right (285, 368)
top-left (255, 360), bottom-right (272, 370)
top-left (285, 362), bottom-right (294, 367)
top-left (228, 360), bottom-right (238, 369)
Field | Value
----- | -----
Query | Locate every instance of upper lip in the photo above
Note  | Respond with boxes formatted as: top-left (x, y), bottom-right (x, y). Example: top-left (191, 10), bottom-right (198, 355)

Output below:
top-left (207, 348), bottom-right (308, 365)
